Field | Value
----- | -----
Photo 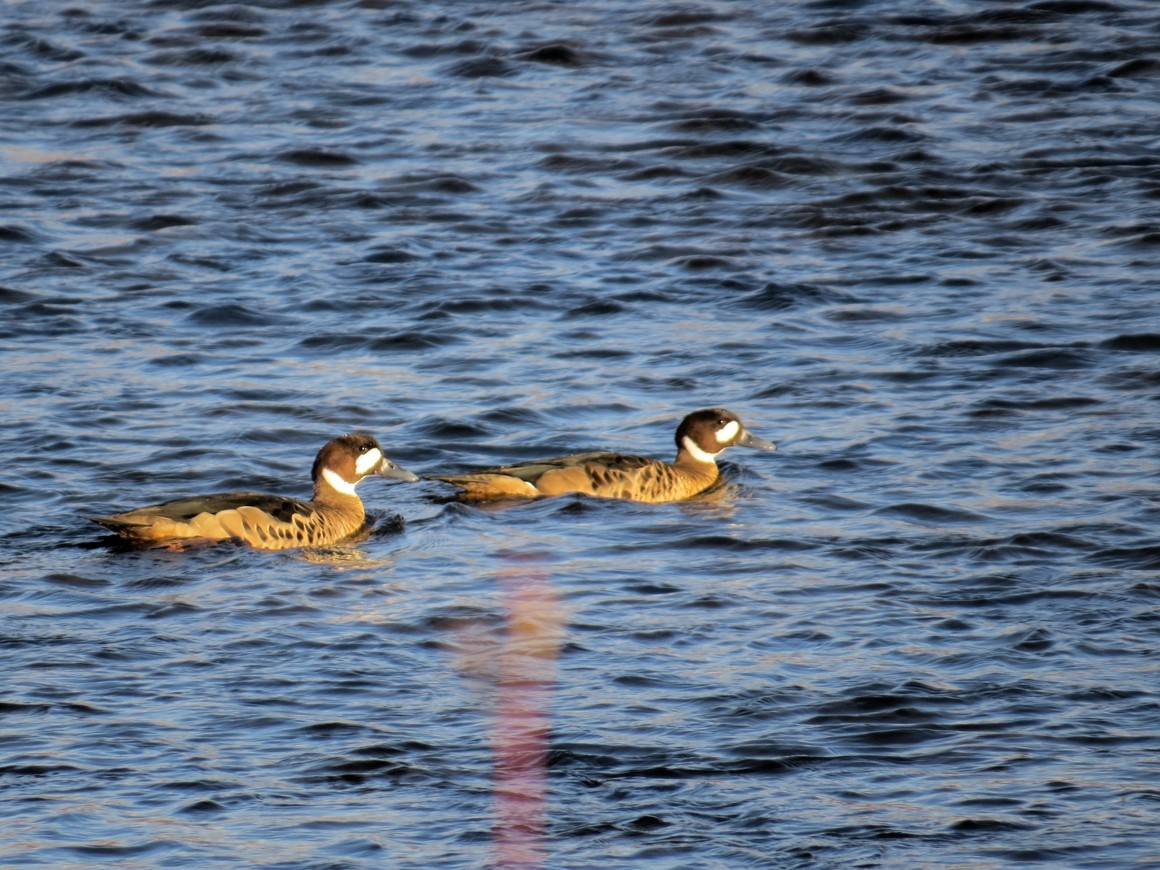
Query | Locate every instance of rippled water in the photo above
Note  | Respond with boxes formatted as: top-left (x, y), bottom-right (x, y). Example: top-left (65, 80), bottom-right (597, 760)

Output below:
top-left (3, 1), bottom-right (1159, 867)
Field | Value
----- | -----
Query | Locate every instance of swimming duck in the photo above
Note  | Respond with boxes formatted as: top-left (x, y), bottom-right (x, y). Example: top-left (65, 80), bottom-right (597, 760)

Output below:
top-left (90, 433), bottom-right (418, 549)
top-left (429, 408), bottom-right (775, 503)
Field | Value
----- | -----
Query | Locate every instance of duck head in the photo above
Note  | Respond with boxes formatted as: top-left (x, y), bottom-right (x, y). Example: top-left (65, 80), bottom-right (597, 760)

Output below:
top-left (313, 433), bottom-right (419, 496)
top-left (675, 408), bottom-right (776, 463)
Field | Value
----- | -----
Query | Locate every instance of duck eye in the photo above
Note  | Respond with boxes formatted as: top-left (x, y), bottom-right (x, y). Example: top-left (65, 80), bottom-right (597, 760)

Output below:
top-left (358, 445), bottom-right (370, 453)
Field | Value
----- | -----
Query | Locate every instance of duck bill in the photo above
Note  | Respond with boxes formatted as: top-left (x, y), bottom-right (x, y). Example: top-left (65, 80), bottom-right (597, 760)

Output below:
top-left (737, 431), bottom-right (776, 451)
top-left (378, 459), bottom-right (420, 482)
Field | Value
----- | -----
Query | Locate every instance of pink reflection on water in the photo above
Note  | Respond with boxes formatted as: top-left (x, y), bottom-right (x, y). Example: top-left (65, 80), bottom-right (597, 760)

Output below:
top-left (490, 557), bottom-right (563, 869)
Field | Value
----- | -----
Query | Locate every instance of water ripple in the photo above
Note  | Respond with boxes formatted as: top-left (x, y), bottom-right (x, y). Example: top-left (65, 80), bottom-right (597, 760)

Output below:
top-left (1, 0), bottom-right (1158, 867)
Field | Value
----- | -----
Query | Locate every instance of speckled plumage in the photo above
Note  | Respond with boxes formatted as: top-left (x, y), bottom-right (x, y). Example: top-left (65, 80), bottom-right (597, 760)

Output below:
top-left (430, 408), bottom-right (775, 503)
top-left (90, 434), bottom-right (418, 549)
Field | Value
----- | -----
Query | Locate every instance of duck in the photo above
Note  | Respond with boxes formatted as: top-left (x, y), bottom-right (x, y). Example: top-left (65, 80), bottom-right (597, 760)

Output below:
top-left (89, 433), bottom-right (418, 549)
top-left (429, 408), bottom-right (775, 503)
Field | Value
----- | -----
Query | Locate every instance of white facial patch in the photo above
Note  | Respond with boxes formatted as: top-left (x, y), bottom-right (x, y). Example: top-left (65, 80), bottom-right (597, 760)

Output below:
top-left (322, 466), bottom-right (359, 496)
top-left (355, 447), bottom-right (383, 476)
top-left (715, 420), bottom-right (740, 445)
top-left (682, 435), bottom-right (719, 464)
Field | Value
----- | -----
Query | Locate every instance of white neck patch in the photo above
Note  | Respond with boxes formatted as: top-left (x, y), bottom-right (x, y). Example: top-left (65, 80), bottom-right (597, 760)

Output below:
top-left (682, 435), bottom-right (718, 464)
top-left (355, 447), bottom-right (383, 476)
top-left (715, 420), bottom-right (740, 445)
top-left (322, 466), bottom-right (359, 496)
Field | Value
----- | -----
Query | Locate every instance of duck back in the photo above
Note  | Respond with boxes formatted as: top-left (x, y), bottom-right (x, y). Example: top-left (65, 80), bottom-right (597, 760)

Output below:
top-left (90, 491), bottom-right (365, 549)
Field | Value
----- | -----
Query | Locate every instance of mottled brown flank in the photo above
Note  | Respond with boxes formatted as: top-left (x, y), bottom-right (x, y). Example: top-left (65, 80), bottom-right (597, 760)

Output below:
top-left (90, 435), bottom-right (387, 549)
top-left (435, 453), bottom-right (719, 503)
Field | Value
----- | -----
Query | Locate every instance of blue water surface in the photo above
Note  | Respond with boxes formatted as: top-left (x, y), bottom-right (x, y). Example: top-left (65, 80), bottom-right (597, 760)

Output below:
top-left (1, 1), bottom-right (1159, 867)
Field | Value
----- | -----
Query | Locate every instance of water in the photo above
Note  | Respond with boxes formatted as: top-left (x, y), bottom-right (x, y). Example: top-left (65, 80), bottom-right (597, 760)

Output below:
top-left (2, 0), bottom-right (1159, 866)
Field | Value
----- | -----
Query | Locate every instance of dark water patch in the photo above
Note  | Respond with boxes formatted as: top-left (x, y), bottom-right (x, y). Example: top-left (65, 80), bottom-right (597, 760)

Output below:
top-left (0, 225), bottom-right (39, 244)
top-left (607, 535), bottom-right (821, 555)
top-left (415, 417), bottom-right (491, 443)
top-left (478, 406), bottom-right (544, 427)
top-left (784, 67), bottom-right (836, 86)
top-left (539, 153), bottom-right (635, 175)
top-left (294, 754), bottom-right (419, 786)
top-left (908, 530), bottom-right (1100, 562)
top-left (196, 23), bottom-right (268, 40)
top-left (59, 840), bottom-right (186, 861)
top-left (962, 196), bottom-right (1025, 216)
top-left (785, 22), bottom-right (872, 46)
top-left (637, 9), bottom-right (732, 28)
top-left (445, 56), bottom-right (518, 79)
top-left (277, 148), bottom-right (359, 167)
top-left (701, 164), bottom-right (790, 190)
top-left (658, 139), bottom-right (787, 162)
top-left (148, 352), bottom-right (210, 368)
top-left (186, 304), bottom-right (283, 328)
top-left (877, 502), bottom-right (988, 524)
top-left (144, 47), bottom-right (240, 66)
top-left (837, 125), bottom-right (926, 146)
top-left (0, 700), bottom-right (53, 714)
top-left (180, 799), bottom-right (226, 814)
top-left (1100, 333), bottom-right (1160, 352)
top-left (3, 33), bottom-right (85, 63)
top-left (1107, 57), bottom-right (1160, 79)
top-left (850, 87), bottom-right (912, 106)
top-left (1005, 531), bottom-right (1093, 552)
top-left (684, 185), bottom-right (725, 200)
top-left (1099, 367), bottom-right (1160, 392)
top-left (950, 817), bottom-right (1036, 833)
top-left (399, 39), bottom-right (490, 60)
top-left (368, 331), bottom-right (454, 351)
top-left (801, 493), bottom-right (872, 513)
top-left (255, 179), bottom-right (322, 199)
top-left (25, 158), bottom-right (126, 181)
top-left (665, 110), bottom-right (765, 134)
top-left (130, 214), bottom-right (198, 232)
top-left (43, 573), bottom-right (110, 590)
top-left (1009, 626), bottom-right (1054, 653)
top-left (1092, 545), bottom-right (1160, 571)
top-left (1, 762), bottom-right (88, 779)
top-left (412, 293), bottom-right (552, 316)
top-left (381, 172), bottom-right (480, 194)
top-left (994, 347), bottom-right (1097, 370)
top-left (768, 154), bottom-right (844, 175)
top-left (563, 299), bottom-right (627, 318)
top-left (918, 23), bottom-right (1050, 47)
top-left (827, 306), bottom-right (909, 323)
top-left (71, 110), bottom-right (213, 128)
top-left (21, 78), bottom-right (157, 101)
top-left (513, 43), bottom-right (590, 67)
top-left (670, 254), bottom-right (744, 271)
top-left (364, 246), bottom-right (420, 264)
top-left (1117, 230), bottom-right (1160, 247)
top-left (1028, 1), bottom-right (1124, 15)
top-left (549, 207), bottom-right (603, 226)
top-left (0, 287), bottom-right (38, 303)
top-left (554, 346), bottom-right (635, 360)
top-left (969, 395), bottom-right (1102, 416)
top-left (623, 581), bottom-right (681, 597)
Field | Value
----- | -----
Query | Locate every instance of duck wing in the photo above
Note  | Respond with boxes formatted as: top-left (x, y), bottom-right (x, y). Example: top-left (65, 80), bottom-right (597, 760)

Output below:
top-left (492, 451), bottom-right (654, 481)
top-left (91, 491), bottom-right (310, 528)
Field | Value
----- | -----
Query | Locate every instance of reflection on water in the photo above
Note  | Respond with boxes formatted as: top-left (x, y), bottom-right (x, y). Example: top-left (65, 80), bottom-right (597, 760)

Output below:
top-left (2, 0), bottom-right (1159, 866)
top-left (487, 555), bottom-right (563, 870)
